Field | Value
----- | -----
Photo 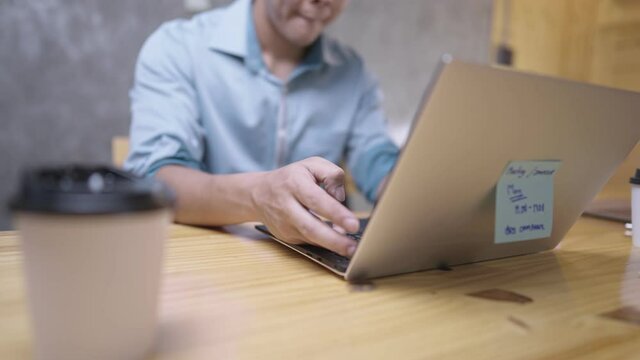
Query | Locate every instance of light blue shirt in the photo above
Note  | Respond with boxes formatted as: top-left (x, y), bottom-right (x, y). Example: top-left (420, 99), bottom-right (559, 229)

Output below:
top-left (125, 0), bottom-right (399, 202)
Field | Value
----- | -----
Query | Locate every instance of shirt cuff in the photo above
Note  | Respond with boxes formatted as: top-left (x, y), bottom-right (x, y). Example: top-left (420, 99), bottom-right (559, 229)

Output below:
top-left (145, 148), bottom-right (204, 178)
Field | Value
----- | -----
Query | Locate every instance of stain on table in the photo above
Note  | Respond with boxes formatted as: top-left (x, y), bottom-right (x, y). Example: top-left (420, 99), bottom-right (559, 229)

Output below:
top-left (467, 288), bottom-right (533, 304)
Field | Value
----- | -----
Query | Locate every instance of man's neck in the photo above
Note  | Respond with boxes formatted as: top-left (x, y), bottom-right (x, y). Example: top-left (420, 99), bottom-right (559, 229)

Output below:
top-left (253, 1), bottom-right (305, 81)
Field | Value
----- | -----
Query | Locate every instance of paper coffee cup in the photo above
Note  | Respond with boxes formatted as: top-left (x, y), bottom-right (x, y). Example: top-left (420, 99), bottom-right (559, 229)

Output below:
top-left (10, 166), bottom-right (174, 360)
top-left (631, 169), bottom-right (640, 248)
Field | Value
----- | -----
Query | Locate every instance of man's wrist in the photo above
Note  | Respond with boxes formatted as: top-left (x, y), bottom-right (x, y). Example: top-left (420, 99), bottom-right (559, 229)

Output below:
top-left (245, 171), bottom-right (269, 222)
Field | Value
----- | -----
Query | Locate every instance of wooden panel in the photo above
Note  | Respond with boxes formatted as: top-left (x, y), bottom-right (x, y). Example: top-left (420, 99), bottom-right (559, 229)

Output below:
top-left (593, 0), bottom-right (640, 91)
top-left (492, 0), bottom-right (601, 80)
top-left (492, 0), bottom-right (640, 200)
top-left (560, 0), bottom-right (600, 81)
top-left (509, 0), bottom-right (569, 75)
top-left (111, 136), bottom-right (129, 168)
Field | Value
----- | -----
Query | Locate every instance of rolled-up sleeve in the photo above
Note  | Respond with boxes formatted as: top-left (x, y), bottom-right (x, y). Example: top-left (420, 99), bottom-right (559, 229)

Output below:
top-left (124, 21), bottom-right (205, 177)
top-left (346, 70), bottom-right (400, 203)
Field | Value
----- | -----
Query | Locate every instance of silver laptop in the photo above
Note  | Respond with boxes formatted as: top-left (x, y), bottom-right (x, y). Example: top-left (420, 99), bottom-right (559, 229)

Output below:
top-left (257, 57), bottom-right (640, 281)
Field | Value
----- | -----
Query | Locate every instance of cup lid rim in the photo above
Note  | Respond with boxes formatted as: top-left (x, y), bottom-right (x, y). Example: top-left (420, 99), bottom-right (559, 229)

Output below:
top-left (9, 165), bottom-right (175, 214)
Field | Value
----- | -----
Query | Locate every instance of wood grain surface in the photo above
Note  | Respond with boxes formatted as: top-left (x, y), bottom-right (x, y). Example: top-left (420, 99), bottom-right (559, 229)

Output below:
top-left (1, 217), bottom-right (639, 359)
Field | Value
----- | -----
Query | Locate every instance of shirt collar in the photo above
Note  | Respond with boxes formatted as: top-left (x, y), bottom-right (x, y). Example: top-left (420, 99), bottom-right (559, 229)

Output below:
top-left (207, 0), bottom-right (249, 58)
top-left (207, 0), bottom-right (339, 73)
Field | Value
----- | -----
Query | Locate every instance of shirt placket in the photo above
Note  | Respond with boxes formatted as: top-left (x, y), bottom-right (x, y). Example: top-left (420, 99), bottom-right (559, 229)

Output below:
top-left (275, 84), bottom-right (288, 168)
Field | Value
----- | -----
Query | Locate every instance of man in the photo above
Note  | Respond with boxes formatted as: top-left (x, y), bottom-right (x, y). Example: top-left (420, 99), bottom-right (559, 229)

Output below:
top-left (125, 0), bottom-right (399, 258)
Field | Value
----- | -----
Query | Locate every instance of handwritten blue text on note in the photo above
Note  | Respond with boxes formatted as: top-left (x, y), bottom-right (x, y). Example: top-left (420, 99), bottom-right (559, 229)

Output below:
top-left (494, 161), bottom-right (561, 244)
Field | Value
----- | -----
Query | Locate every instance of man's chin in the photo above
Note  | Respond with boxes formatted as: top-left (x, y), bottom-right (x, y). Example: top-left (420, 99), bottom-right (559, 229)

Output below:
top-left (282, 23), bottom-right (323, 48)
top-left (287, 34), bottom-right (321, 48)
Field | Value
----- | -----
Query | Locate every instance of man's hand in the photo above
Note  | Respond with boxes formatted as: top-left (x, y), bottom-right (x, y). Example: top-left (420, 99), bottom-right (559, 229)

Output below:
top-left (251, 157), bottom-right (360, 257)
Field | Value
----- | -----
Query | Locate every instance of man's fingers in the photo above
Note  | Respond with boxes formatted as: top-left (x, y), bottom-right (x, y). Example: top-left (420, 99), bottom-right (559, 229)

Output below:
top-left (260, 158), bottom-right (360, 257)
top-left (332, 224), bottom-right (346, 234)
top-left (325, 184), bottom-right (346, 203)
top-left (289, 204), bottom-right (358, 257)
top-left (303, 157), bottom-right (346, 202)
top-left (271, 222), bottom-right (315, 245)
top-left (295, 182), bottom-right (359, 234)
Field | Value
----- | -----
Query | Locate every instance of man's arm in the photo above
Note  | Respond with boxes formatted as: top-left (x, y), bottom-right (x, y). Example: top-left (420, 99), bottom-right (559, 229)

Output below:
top-left (157, 157), bottom-right (360, 257)
top-left (156, 166), bottom-right (259, 225)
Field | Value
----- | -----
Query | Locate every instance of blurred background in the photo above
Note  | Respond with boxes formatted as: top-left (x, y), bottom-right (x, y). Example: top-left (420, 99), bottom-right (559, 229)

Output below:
top-left (1, 0), bottom-right (638, 230)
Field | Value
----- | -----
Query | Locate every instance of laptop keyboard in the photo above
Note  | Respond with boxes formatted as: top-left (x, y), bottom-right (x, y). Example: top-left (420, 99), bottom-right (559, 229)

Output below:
top-left (255, 218), bottom-right (370, 273)
top-left (345, 218), bottom-right (369, 241)
top-left (298, 217), bottom-right (369, 272)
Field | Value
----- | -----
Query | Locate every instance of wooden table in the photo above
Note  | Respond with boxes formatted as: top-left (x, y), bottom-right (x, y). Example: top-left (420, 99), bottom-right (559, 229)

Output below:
top-left (1, 217), bottom-right (639, 359)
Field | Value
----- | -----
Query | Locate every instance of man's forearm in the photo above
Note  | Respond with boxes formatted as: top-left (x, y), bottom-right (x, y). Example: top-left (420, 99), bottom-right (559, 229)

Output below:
top-left (156, 158), bottom-right (360, 257)
top-left (156, 165), bottom-right (264, 226)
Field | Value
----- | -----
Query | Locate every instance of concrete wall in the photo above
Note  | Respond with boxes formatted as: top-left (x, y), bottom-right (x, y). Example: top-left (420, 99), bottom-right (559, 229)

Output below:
top-left (0, 0), bottom-right (186, 229)
top-left (0, 0), bottom-right (493, 229)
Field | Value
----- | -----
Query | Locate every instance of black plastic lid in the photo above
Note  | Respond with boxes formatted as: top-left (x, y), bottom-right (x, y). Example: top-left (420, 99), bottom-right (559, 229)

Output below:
top-left (9, 165), bottom-right (175, 214)
top-left (631, 169), bottom-right (640, 185)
